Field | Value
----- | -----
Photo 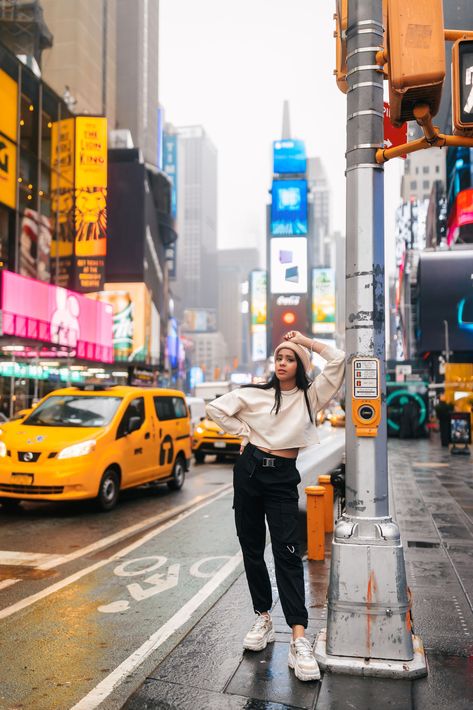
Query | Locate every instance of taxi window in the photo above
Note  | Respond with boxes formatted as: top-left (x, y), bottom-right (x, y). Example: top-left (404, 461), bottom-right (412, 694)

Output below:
top-left (23, 396), bottom-right (122, 428)
top-left (117, 397), bottom-right (145, 439)
top-left (153, 396), bottom-right (187, 421)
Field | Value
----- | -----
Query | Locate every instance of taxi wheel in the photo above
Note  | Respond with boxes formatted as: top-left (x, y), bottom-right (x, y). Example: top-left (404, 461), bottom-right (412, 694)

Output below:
top-left (168, 456), bottom-right (186, 491)
top-left (97, 468), bottom-right (120, 511)
top-left (194, 452), bottom-right (205, 464)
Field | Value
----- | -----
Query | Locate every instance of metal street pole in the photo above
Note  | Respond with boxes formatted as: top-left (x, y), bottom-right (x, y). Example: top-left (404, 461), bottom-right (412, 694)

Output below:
top-left (315, 0), bottom-right (426, 676)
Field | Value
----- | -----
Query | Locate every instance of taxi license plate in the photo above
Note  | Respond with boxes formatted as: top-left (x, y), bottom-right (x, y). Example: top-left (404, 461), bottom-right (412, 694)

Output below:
top-left (214, 441), bottom-right (226, 448)
top-left (12, 473), bottom-right (34, 485)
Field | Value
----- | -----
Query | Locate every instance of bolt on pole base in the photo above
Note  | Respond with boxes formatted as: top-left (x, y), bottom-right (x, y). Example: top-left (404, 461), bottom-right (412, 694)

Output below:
top-left (314, 629), bottom-right (427, 679)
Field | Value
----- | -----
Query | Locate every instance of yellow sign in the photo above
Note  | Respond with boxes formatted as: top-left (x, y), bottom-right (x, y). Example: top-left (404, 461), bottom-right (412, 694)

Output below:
top-left (0, 69), bottom-right (18, 209)
top-left (50, 119), bottom-right (75, 285)
top-left (75, 116), bottom-right (107, 189)
top-left (0, 69), bottom-right (18, 141)
top-left (51, 118), bottom-right (75, 190)
top-left (0, 136), bottom-right (17, 209)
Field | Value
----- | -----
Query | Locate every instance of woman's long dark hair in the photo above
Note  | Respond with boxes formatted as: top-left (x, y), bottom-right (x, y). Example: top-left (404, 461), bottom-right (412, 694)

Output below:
top-left (243, 351), bottom-right (314, 423)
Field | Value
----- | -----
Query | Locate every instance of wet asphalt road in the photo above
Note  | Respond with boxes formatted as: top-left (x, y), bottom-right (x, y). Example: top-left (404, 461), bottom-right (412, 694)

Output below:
top-left (0, 456), bottom-right (241, 710)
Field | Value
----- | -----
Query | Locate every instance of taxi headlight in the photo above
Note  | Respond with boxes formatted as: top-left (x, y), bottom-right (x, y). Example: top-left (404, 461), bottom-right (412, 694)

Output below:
top-left (57, 440), bottom-right (96, 460)
top-left (0, 441), bottom-right (7, 457)
top-left (195, 426), bottom-right (204, 434)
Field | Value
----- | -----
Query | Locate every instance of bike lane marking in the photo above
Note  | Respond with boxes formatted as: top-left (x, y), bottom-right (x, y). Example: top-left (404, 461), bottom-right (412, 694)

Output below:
top-left (0, 484), bottom-right (232, 620)
top-left (71, 551), bottom-right (242, 710)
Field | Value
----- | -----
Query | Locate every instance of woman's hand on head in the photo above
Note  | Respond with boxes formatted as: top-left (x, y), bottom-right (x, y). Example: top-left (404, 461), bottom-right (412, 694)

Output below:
top-left (283, 330), bottom-right (304, 345)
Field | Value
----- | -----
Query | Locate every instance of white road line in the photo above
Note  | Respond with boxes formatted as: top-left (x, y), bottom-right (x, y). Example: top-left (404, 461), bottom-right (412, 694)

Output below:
top-left (38, 485), bottom-right (232, 571)
top-left (0, 486), bottom-right (233, 621)
top-left (71, 550), bottom-right (243, 710)
top-left (0, 579), bottom-right (20, 591)
top-left (0, 551), bottom-right (60, 567)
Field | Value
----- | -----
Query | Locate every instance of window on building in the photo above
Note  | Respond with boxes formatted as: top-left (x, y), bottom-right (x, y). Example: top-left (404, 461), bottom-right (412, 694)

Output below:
top-left (410, 181), bottom-right (417, 190)
top-left (435, 165), bottom-right (440, 174)
top-left (415, 167), bottom-right (419, 175)
top-left (423, 180), bottom-right (430, 189)
top-left (423, 166), bottom-right (429, 174)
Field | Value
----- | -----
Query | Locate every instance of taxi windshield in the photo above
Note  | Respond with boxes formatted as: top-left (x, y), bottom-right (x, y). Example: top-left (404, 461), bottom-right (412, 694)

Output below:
top-left (23, 396), bottom-right (123, 428)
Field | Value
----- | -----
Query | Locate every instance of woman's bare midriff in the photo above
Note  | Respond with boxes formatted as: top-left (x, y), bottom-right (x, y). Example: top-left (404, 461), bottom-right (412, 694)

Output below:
top-left (256, 446), bottom-right (299, 459)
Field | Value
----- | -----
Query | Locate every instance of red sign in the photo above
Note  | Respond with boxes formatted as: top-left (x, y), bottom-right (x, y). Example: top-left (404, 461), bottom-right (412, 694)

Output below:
top-left (384, 102), bottom-right (407, 157)
top-left (446, 188), bottom-right (473, 246)
top-left (0, 271), bottom-right (113, 363)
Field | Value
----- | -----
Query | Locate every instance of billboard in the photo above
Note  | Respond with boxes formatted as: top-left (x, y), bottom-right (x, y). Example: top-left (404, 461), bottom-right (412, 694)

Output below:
top-left (0, 270), bottom-right (113, 362)
top-left (270, 294), bottom-right (309, 351)
top-left (249, 270), bottom-right (267, 362)
top-left (273, 139), bottom-right (307, 175)
top-left (74, 116), bottom-right (108, 291)
top-left (89, 283), bottom-right (152, 362)
top-left (447, 188), bottom-right (473, 245)
top-left (417, 250), bottom-right (473, 352)
top-left (163, 133), bottom-right (178, 219)
top-left (312, 267), bottom-right (336, 334)
top-left (270, 237), bottom-right (308, 294)
top-left (270, 179), bottom-right (308, 236)
top-left (0, 69), bottom-right (18, 210)
top-left (50, 118), bottom-right (75, 287)
top-left (182, 308), bottom-right (217, 333)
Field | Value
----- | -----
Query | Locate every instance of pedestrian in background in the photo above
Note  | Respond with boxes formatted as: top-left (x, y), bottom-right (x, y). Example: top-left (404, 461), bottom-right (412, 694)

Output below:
top-left (206, 330), bottom-right (345, 682)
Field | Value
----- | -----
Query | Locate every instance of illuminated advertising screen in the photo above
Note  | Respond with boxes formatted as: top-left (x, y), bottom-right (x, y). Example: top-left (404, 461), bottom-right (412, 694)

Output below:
top-left (182, 308), bottom-right (217, 332)
top-left (249, 270), bottom-right (267, 362)
top-left (270, 180), bottom-right (308, 236)
top-left (1, 270), bottom-right (113, 362)
top-left (0, 69), bottom-right (18, 210)
top-left (312, 268), bottom-right (336, 334)
top-left (163, 133), bottom-right (178, 219)
top-left (273, 139), bottom-right (307, 175)
top-left (74, 116), bottom-right (108, 292)
top-left (270, 294), bottom-right (309, 351)
top-left (88, 283), bottom-right (152, 362)
top-left (270, 237), bottom-right (308, 294)
top-left (417, 250), bottom-right (473, 352)
top-left (447, 188), bottom-right (473, 245)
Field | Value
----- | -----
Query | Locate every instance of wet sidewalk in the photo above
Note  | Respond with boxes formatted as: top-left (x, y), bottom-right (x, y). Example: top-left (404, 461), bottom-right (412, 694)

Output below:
top-left (125, 438), bottom-right (473, 710)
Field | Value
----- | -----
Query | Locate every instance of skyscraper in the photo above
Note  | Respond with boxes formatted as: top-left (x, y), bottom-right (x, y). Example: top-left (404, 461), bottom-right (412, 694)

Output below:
top-left (115, 0), bottom-right (160, 165)
top-left (307, 157), bottom-right (331, 266)
top-left (173, 125), bottom-right (218, 318)
top-left (40, 0), bottom-right (117, 125)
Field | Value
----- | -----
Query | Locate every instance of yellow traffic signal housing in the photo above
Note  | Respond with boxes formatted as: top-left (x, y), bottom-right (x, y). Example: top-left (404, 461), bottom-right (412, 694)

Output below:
top-left (452, 38), bottom-right (473, 136)
top-left (334, 0), bottom-right (348, 94)
top-left (334, 0), bottom-right (387, 95)
top-left (387, 0), bottom-right (445, 127)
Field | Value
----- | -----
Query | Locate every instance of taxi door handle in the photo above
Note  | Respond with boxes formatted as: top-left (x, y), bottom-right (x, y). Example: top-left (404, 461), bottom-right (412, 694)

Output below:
top-left (145, 432), bottom-right (151, 440)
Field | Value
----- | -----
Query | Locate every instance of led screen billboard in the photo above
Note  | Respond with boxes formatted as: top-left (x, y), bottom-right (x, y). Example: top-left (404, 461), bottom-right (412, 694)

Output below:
top-left (270, 179), bottom-right (308, 236)
top-left (270, 237), bottom-right (308, 294)
top-left (249, 270), bottom-right (267, 362)
top-left (312, 268), bottom-right (336, 334)
top-left (417, 250), bottom-right (473, 352)
top-left (273, 140), bottom-right (307, 175)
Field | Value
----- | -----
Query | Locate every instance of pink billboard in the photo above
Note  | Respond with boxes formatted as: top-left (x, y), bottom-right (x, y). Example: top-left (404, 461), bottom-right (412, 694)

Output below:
top-left (0, 271), bottom-right (113, 363)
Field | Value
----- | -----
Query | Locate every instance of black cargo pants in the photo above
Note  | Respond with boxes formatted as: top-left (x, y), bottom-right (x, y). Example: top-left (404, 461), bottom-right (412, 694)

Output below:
top-left (233, 442), bottom-right (308, 628)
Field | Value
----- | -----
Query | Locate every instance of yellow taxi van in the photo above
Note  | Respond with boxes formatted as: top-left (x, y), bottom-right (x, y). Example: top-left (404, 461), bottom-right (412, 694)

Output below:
top-left (0, 385), bottom-right (191, 511)
top-left (192, 417), bottom-right (242, 463)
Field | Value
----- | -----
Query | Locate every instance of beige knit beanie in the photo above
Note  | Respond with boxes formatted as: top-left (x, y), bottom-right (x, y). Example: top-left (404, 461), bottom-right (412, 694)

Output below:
top-left (274, 341), bottom-right (312, 373)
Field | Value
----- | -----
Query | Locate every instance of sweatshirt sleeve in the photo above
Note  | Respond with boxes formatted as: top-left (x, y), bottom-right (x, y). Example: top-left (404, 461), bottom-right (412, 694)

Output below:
top-left (205, 390), bottom-right (251, 444)
top-left (308, 346), bottom-right (346, 413)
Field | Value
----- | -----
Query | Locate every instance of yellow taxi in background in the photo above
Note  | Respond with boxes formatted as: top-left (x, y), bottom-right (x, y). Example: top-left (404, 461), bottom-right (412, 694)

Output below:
top-left (0, 386), bottom-right (191, 511)
top-left (192, 417), bottom-right (241, 463)
top-left (327, 405), bottom-right (346, 428)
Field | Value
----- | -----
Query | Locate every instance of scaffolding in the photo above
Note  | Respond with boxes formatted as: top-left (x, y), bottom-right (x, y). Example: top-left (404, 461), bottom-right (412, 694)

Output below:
top-left (0, 0), bottom-right (52, 66)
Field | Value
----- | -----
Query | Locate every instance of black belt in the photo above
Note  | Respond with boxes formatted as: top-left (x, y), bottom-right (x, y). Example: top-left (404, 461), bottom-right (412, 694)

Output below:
top-left (246, 443), bottom-right (295, 468)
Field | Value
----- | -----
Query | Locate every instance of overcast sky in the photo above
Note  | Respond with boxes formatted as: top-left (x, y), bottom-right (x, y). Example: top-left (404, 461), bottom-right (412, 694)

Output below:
top-left (159, 0), bottom-right (401, 267)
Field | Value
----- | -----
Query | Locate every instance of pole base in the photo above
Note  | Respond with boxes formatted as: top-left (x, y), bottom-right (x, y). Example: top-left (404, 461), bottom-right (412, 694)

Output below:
top-left (314, 629), bottom-right (428, 679)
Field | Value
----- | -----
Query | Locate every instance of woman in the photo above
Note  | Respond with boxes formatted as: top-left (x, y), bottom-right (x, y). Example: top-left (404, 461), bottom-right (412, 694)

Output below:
top-left (206, 330), bottom-right (345, 682)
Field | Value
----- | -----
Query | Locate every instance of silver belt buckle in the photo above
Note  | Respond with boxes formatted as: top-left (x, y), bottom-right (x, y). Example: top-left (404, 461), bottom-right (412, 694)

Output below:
top-left (262, 458), bottom-right (275, 468)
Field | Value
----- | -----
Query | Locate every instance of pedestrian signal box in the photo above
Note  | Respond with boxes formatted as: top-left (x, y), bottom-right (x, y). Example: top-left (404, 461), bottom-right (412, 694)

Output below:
top-left (334, 0), bottom-right (348, 94)
top-left (351, 358), bottom-right (381, 437)
top-left (387, 0), bottom-right (445, 127)
top-left (452, 39), bottom-right (473, 136)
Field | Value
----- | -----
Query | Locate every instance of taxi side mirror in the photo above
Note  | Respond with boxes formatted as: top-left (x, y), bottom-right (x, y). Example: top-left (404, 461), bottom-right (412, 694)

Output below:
top-left (127, 416), bottom-right (141, 434)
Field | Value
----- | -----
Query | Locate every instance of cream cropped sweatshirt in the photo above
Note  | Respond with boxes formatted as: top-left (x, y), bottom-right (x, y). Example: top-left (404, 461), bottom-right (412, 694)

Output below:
top-left (206, 345), bottom-right (345, 450)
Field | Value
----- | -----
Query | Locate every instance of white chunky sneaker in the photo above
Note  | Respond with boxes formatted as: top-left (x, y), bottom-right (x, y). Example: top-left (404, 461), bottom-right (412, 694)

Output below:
top-left (243, 614), bottom-right (275, 651)
top-left (288, 637), bottom-right (321, 681)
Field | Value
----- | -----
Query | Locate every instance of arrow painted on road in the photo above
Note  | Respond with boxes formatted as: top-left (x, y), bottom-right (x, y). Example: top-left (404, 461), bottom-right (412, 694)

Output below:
top-left (127, 563), bottom-right (180, 601)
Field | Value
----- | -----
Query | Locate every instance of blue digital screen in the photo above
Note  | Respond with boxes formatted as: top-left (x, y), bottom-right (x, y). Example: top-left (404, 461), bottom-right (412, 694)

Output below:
top-left (273, 140), bottom-right (307, 174)
top-left (163, 133), bottom-right (178, 218)
top-left (270, 179), bottom-right (308, 236)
